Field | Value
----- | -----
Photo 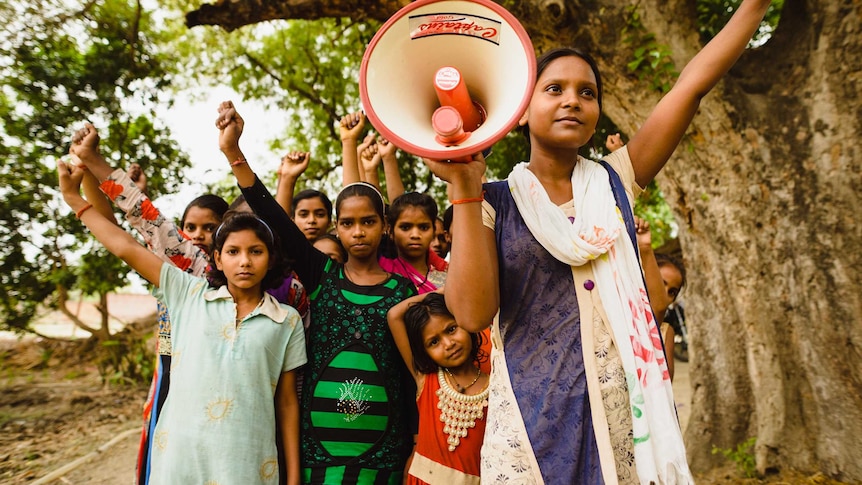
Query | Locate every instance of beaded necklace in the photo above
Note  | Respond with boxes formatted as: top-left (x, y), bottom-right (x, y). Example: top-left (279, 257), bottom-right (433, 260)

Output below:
top-left (436, 367), bottom-right (489, 452)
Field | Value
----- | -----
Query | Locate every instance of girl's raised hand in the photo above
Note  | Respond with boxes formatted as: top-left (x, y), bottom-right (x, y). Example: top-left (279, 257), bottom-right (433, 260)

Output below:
top-left (360, 143), bottom-right (381, 172)
top-left (422, 152), bottom-right (486, 188)
top-left (280, 151), bottom-right (310, 179)
top-left (69, 122), bottom-right (101, 162)
top-left (377, 136), bottom-right (396, 158)
top-left (634, 216), bottom-right (653, 252)
top-left (339, 111), bottom-right (366, 142)
top-left (57, 159), bottom-right (86, 206)
top-left (216, 100), bottom-right (244, 153)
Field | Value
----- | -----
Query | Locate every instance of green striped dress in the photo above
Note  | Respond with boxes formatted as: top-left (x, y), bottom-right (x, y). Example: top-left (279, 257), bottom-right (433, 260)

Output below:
top-left (301, 260), bottom-right (416, 484)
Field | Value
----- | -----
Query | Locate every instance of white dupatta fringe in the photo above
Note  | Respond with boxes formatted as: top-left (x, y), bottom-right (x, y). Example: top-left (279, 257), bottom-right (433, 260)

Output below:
top-left (508, 158), bottom-right (693, 485)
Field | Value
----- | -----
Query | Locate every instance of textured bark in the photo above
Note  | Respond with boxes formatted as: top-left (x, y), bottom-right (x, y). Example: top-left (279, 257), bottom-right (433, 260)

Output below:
top-left (186, 0), bottom-right (862, 479)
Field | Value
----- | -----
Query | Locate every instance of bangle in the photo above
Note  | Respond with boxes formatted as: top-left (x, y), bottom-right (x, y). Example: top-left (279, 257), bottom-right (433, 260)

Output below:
top-left (450, 192), bottom-right (485, 205)
top-left (230, 157), bottom-right (247, 167)
top-left (75, 203), bottom-right (93, 219)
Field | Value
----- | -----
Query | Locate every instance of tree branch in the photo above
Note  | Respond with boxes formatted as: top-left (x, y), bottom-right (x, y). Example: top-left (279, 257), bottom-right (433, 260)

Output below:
top-left (186, 0), bottom-right (409, 32)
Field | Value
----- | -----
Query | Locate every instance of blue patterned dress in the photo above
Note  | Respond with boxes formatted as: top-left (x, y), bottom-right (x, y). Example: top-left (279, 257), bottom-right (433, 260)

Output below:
top-left (483, 181), bottom-right (604, 483)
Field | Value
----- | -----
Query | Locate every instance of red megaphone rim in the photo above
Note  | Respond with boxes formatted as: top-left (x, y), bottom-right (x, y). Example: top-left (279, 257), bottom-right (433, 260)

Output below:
top-left (359, 0), bottom-right (536, 161)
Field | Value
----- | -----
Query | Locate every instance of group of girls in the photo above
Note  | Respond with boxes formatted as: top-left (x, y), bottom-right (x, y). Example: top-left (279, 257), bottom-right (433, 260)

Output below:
top-left (58, 0), bottom-right (770, 482)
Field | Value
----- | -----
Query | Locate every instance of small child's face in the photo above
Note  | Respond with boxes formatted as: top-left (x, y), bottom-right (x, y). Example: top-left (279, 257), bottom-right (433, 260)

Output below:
top-left (392, 207), bottom-right (435, 262)
top-left (214, 229), bottom-right (271, 290)
top-left (421, 315), bottom-right (473, 369)
top-left (313, 237), bottom-right (345, 263)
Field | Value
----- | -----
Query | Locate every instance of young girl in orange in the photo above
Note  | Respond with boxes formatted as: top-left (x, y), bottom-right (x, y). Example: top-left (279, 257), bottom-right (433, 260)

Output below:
top-left (387, 292), bottom-right (489, 484)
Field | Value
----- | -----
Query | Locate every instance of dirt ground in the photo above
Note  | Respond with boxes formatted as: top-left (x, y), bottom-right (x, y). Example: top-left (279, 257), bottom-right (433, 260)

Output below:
top-left (0, 321), bottom-right (852, 484)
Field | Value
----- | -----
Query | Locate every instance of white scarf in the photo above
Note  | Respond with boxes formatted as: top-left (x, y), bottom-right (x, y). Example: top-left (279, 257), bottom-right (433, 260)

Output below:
top-left (508, 158), bottom-right (693, 485)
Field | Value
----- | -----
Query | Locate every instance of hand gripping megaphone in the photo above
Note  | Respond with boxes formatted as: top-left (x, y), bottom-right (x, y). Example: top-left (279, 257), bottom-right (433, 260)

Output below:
top-left (359, 0), bottom-right (536, 161)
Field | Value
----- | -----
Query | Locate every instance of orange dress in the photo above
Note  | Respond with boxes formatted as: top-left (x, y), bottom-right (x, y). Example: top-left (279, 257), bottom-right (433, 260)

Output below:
top-left (407, 334), bottom-right (492, 485)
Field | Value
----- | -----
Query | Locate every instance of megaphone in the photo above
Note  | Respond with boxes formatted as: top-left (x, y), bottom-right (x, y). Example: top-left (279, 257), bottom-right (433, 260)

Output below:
top-left (359, 0), bottom-right (536, 161)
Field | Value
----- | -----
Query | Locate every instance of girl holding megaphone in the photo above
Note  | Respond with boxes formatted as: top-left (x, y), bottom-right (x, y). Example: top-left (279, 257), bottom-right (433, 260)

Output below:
top-left (423, 1), bottom-right (772, 483)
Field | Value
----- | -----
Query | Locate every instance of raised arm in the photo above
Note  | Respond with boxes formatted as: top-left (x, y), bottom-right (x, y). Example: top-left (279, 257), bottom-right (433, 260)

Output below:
top-left (387, 292), bottom-right (431, 381)
top-left (359, 142), bottom-right (381, 190)
top-left (216, 101), bottom-right (329, 287)
top-left (635, 217), bottom-right (672, 322)
top-left (628, 0), bottom-right (772, 186)
top-left (58, 161), bottom-right (163, 286)
top-left (377, 136), bottom-right (405, 201)
top-left (275, 151), bottom-right (310, 216)
top-left (423, 155), bottom-right (498, 332)
top-left (70, 124), bottom-right (208, 274)
top-left (339, 112), bottom-right (366, 186)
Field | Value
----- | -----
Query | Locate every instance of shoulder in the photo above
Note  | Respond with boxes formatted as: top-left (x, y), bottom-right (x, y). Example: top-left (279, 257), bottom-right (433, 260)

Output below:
top-left (600, 146), bottom-right (642, 199)
top-left (483, 180), bottom-right (510, 204)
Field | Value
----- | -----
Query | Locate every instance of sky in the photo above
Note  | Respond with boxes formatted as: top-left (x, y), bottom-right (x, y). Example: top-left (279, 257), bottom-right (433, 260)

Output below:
top-left (153, 85), bottom-right (288, 220)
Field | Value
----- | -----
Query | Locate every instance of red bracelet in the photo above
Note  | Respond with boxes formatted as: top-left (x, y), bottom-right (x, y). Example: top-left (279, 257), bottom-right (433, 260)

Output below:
top-left (75, 203), bottom-right (93, 219)
top-left (450, 193), bottom-right (485, 205)
top-left (230, 157), bottom-right (247, 167)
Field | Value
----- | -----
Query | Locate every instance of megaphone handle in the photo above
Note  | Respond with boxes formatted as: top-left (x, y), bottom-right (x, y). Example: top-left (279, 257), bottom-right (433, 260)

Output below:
top-left (435, 67), bottom-right (484, 132)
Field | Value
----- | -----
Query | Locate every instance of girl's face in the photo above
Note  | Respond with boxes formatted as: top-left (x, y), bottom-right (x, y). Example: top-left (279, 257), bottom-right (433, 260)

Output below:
top-left (392, 207), bottom-right (435, 262)
top-left (336, 196), bottom-right (385, 261)
top-left (295, 197), bottom-right (331, 242)
top-left (520, 55), bottom-right (600, 152)
top-left (659, 264), bottom-right (684, 302)
top-left (213, 229), bottom-right (271, 291)
top-left (421, 314), bottom-right (473, 369)
top-left (429, 219), bottom-right (450, 258)
top-left (182, 206), bottom-right (220, 254)
top-left (313, 237), bottom-right (345, 263)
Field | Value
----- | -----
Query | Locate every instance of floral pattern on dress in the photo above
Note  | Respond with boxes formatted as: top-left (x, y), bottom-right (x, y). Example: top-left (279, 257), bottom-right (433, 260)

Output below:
top-left (480, 328), bottom-right (544, 484)
top-left (594, 312), bottom-right (638, 483)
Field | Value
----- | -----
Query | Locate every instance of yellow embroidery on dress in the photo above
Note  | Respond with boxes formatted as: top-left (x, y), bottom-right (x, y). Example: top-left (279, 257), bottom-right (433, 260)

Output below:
top-left (260, 458), bottom-right (279, 480)
top-left (169, 350), bottom-right (181, 371)
top-left (206, 398), bottom-right (235, 421)
top-left (220, 323), bottom-right (238, 342)
top-left (155, 430), bottom-right (168, 451)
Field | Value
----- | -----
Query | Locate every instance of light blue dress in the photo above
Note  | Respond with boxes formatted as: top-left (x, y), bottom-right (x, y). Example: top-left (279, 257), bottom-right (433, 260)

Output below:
top-left (149, 264), bottom-right (306, 483)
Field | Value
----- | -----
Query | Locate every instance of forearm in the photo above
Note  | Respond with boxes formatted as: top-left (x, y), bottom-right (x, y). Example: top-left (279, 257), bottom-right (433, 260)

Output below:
top-left (678, 0), bottom-right (771, 97)
top-left (82, 171), bottom-right (116, 224)
top-left (275, 175), bottom-right (298, 217)
top-left (444, 181), bottom-right (498, 331)
top-left (101, 169), bottom-right (208, 275)
top-left (364, 165), bottom-right (380, 190)
top-left (74, 151), bottom-right (116, 182)
top-left (381, 153), bottom-right (404, 201)
top-left (66, 195), bottom-right (162, 285)
top-left (341, 139), bottom-right (361, 186)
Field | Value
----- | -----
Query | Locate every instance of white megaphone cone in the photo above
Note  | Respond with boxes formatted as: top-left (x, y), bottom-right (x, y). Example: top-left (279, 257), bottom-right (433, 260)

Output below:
top-left (359, 0), bottom-right (536, 161)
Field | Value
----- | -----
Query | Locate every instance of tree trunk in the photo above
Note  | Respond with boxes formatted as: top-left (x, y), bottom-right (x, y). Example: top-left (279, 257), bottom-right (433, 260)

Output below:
top-left (185, 0), bottom-right (862, 479)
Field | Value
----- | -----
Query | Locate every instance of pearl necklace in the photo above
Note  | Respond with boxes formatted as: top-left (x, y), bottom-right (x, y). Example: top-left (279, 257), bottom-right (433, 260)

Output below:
top-left (436, 368), bottom-right (489, 452)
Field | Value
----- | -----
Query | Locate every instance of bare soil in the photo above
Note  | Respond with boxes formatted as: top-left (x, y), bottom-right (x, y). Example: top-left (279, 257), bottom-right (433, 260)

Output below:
top-left (0, 328), bottom-right (852, 484)
top-left (0, 337), bottom-right (143, 484)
